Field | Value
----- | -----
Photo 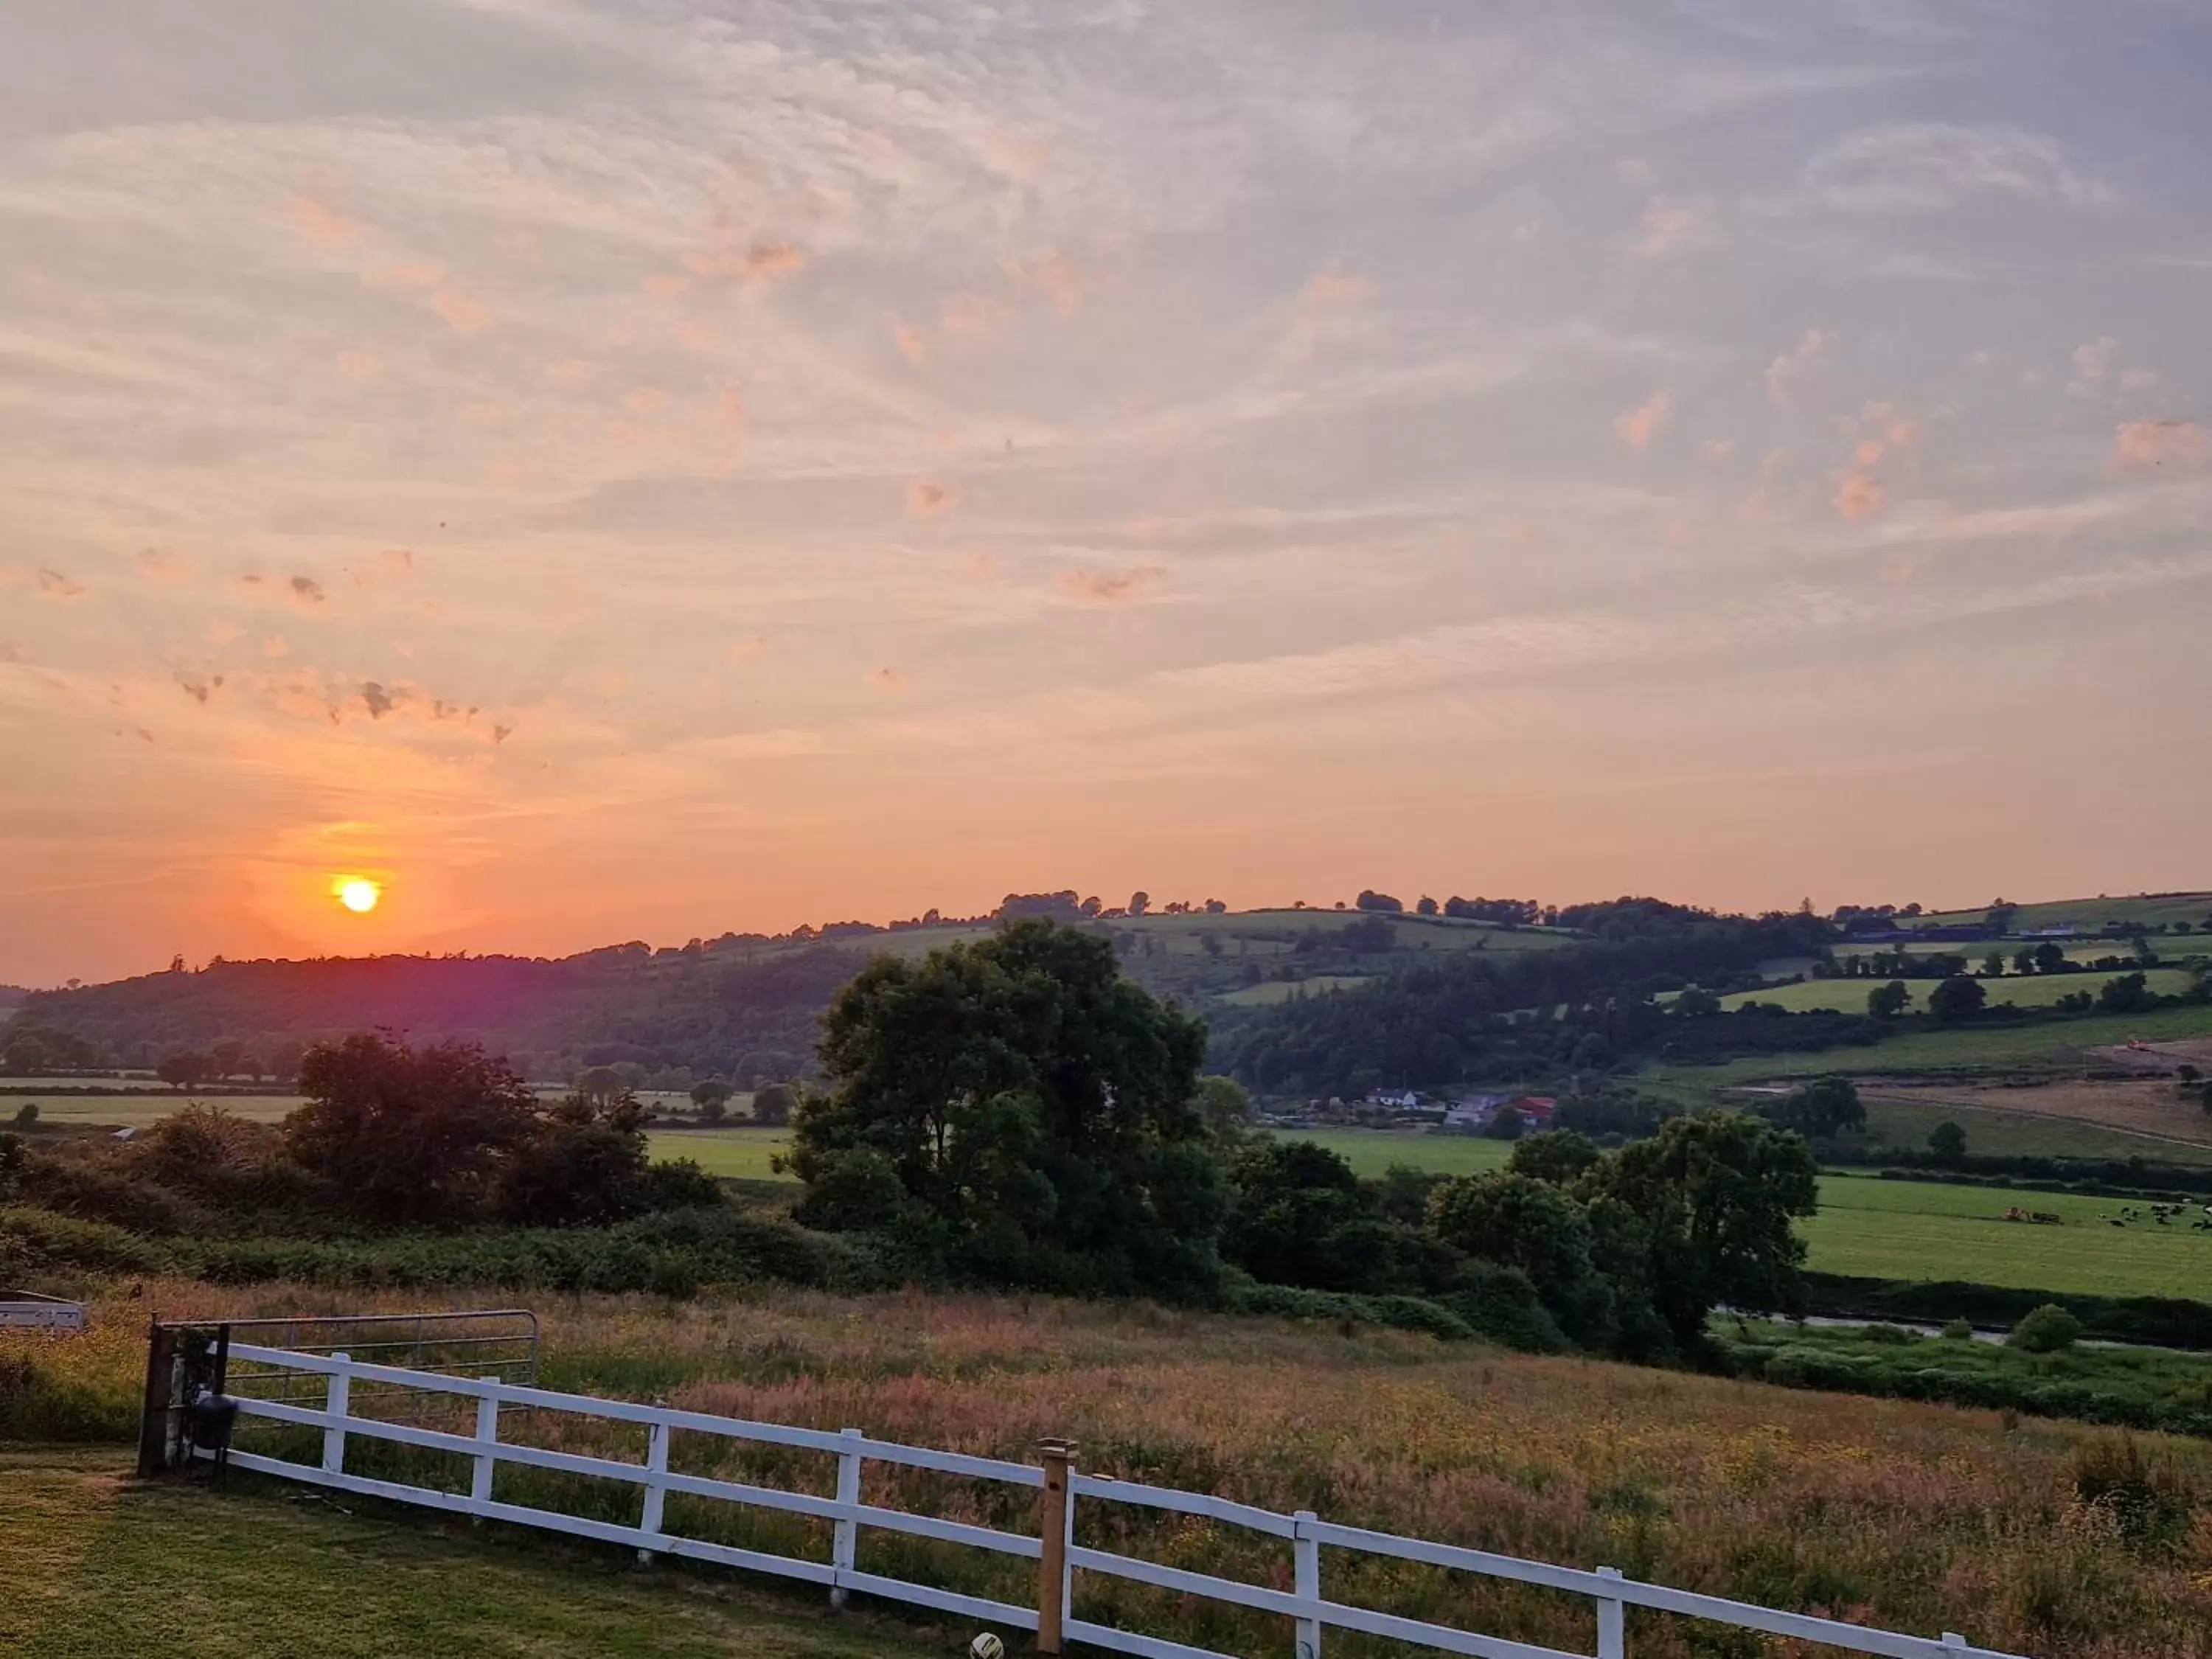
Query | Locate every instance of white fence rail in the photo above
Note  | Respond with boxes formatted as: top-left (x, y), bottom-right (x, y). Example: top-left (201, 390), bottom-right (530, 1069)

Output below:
top-left (201, 1343), bottom-right (2025, 1659)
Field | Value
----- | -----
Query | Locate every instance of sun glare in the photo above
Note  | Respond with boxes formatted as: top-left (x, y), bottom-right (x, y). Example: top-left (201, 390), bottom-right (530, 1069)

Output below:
top-left (335, 877), bottom-right (382, 914)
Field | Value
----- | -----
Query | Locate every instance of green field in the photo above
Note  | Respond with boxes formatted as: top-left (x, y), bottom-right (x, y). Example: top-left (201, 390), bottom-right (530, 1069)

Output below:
top-left (1859, 1096), bottom-right (2212, 1166)
top-left (1644, 1002), bottom-right (2212, 1099)
top-left (1802, 1172), bottom-right (2212, 1298)
top-left (1720, 969), bottom-right (2197, 1015)
top-left (650, 1127), bottom-right (797, 1179)
top-left (1916, 891), bottom-right (2212, 934)
top-left (1218, 974), bottom-right (1372, 1006)
top-left (6, 1092), bottom-right (307, 1126)
top-left (0, 1447), bottom-right (922, 1659)
top-left (1290, 1127), bottom-right (1517, 1178)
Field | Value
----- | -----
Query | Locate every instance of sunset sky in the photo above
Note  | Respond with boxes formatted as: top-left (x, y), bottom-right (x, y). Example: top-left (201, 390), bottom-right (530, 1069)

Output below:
top-left (4, 1), bottom-right (2211, 986)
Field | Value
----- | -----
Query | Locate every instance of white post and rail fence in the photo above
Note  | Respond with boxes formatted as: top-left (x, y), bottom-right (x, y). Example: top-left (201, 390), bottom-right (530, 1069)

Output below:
top-left (146, 1335), bottom-right (2024, 1659)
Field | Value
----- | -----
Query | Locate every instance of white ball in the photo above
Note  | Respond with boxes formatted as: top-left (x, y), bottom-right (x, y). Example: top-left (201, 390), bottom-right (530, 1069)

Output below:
top-left (970, 1635), bottom-right (1005, 1659)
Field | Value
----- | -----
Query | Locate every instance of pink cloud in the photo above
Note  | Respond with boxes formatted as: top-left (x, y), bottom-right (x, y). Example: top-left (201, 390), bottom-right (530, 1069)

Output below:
top-left (1766, 330), bottom-right (1829, 408)
top-left (939, 293), bottom-right (1001, 338)
top-left (2113, 419), bottom-right (2212, 473)
top-left (290, 194), bottom-right (358, 248)
top-left (1613, 391), bottom-right (1673, 451)
top-left (369, 261), bottom-right (444, 291)
top-left (728, 636), bottom-right (767, 662)
top-left (1834, 471), bottom-right (1887, 521)
top-left (907, 481), bottom-right (955, 517)
top-left (869, 667), bottom-right (908, 694)
top-left (335, 349), bottom-right (382, 383)
top-left (1633, 195), bottom-right (1713, 257)
top-left (894, 321), bottom-right (928, 366)
top-left (1060, 566), bottom-right (1166, 605)
top-left (1700, 439), bottom-right (1735, 462)
top-left (1302, 271), bottom-right (1372, 308)
top-left (38, 568), bottom-right (87, 599)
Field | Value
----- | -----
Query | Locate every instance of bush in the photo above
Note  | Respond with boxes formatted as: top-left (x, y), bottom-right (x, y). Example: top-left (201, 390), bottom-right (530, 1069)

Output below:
top-left (1941, 1318), bottom-right (1975, 1340)
top-left (0, 1205), bottom-right (167, 1277)
top-left (2009, 1304), bottom-right (2084, 1354)
top-left (1225, 1279), bottom-right (1475, 1341)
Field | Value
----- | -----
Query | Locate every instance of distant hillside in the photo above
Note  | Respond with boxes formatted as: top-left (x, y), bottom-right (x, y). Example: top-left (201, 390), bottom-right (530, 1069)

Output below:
top-left (1, 905), bottom-right (1573, 1085)
top-left (0, 986), bottom-right (27, 1017)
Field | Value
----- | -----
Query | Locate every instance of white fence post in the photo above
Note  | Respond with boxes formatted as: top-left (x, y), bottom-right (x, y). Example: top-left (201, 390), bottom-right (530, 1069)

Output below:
top-left (1293, 1510), bottom-right (1322, 1659)
top-left (470, 1376), bottom-right (501, 1523)
top-left (1596, 1565), bottom-right (1626, 1659)
top-left (321, 1353), bottom-right (350, 1475)
top-left (637, 1420), bottom-right (671, 1565)
top-left (830, 1427), bottom-right (863, 1607)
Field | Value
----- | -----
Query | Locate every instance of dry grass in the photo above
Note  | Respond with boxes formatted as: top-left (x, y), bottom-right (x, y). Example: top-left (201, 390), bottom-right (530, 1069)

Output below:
top-left (15, 1280), bottom-right (2212, 1658)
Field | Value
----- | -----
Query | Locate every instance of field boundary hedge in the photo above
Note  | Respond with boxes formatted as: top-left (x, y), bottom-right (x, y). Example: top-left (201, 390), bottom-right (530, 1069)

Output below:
top-left (1803, 1271), bottom-right (2212, 1350)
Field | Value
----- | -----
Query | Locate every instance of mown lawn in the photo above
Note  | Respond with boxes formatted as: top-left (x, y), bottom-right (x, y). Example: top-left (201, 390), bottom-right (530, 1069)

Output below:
top-left (0, 1447), bottom-right (933, 1659)
top-left (1802, 1173), bottom-right (2212, 1299)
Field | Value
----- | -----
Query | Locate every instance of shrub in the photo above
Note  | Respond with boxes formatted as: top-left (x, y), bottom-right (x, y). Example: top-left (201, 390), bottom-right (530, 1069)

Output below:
top-left (0, 1205), bottom-right (167, 1277)
top-left (2009, 1304), bottom-right (2084, 1354)
top-left (2071, 1436), bottom-right (2196, 1550)
top-left (1941, 1318), bottom-right (1975, 1340)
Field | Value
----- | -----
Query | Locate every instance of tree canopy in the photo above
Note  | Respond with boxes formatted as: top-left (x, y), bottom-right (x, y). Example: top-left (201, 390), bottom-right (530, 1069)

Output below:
top-left (787, 920), bottom-right (1222, 1295)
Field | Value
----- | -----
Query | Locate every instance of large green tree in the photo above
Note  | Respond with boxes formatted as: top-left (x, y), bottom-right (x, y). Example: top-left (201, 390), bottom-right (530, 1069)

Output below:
top-left (1585, 1113), bottom-right (1820, 1346)
top-left (288, 1034), bottom-right (541, 1225)
top-left (788, 920), bottom-right (1222, 1295)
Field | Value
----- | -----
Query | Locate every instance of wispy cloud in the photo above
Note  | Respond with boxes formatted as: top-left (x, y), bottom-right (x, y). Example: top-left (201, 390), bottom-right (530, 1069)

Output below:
top-left (1613, 391), bottom-right (1673, 451)
top-left (1060, 566), bottom-right (1166, 605)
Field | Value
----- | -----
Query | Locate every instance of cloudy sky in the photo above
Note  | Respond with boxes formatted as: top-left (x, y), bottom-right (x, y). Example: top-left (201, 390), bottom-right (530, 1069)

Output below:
top-left (4, 1), bottom-right (2210, 984)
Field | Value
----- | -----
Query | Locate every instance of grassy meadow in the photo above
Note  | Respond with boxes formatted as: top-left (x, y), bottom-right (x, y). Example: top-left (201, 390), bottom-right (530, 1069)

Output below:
top-left (1914, 893), bottom-right (2212, 934)
top-left (1721, 968), bottom-right (2199, 1015)
top-left (8, 1281), bottom-right (2211, 1657)
top-left (1804, 1174), bottom-right (2212, 1299)
top-left (649, 1127), bottom-right (796, 1180)
top-left (1859, 1095), bottom-right (2212, 1166)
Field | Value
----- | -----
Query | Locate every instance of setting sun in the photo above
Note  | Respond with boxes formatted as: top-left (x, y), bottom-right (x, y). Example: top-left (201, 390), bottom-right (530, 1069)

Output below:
top-left (334, 877), bottom-right (382, 914)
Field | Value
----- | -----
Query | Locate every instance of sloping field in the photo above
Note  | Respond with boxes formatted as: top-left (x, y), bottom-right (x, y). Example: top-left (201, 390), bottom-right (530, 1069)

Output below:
top-left (1720, 969), bottom-right (2197, 1015)
top-left (13, 1282), bottom-right (2212, 1658)
top-left (0, 1447), bottom-right (925, 1659)
top-left (1859, 1076), bottom-right (2212, 1155)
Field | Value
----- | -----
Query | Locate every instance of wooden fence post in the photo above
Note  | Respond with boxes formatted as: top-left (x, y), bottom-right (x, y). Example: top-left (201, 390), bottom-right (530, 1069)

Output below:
top-left (1596, 1565), bottom-right (1625, 1659)
top-left (1293, 1510), bottom-right (1322, 1659)
top-left (637, 1419), bottom-right (670, 1565)
top-left (136, 1323), bottom-right (177, 1478)
top-left (470, 1376), bottom-right (501, 1525)
top-left (1037, 1438), bottom-right (1077, 1655)
top-left (322, 1352), bottom-right (350, 1475)
top-left (830, 1427), bottom-right (863, 1606)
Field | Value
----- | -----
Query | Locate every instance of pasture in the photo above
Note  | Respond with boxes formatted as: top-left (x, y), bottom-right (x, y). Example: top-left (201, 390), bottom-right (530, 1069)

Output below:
top-left (1915, 891), bottom-right (2212, 935)
top-left (1290, 1127), bottom-right (1516, 1178)
top-left (1719, 968), bottom-right (2197, 1015)
top-left (649, 1127), bottom-right (797, 1180)
top-left (1802, 1173), bottom-right (2212, 1299)
top-left (1642, 1001), bottom-right (2212, 1096)
top-left (11, 1280), bottom-right (2211, 1658)
top-left (1858, 1095), bottom-right (2212, 1166)
top-left (1217, 973), bottom-right (1372, 1006)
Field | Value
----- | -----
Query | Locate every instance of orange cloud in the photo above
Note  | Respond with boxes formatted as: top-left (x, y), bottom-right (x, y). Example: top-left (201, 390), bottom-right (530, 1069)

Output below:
top-left (1021, 249), bottom-right (1086, 316)
top-left (1834, 471), bottom-right (1886, 521)
top-left (335, 349), bottom-right (382, 382)
top-left (175, 672), bottom-right (223, 704)
top-left (720, 385), bottom-right (746, 425)
top-left (1302, 271), bottom-right (1372, 308)
top-left (1060, 566), bottom-right (1166, 605)
top-left (2113, 419), bottom-right (2211, 473)
top-left (869, 667), bottom-right (908, 694)
top-left (907, 481), bottom-right (955, 517)
top-left (369, 261), bottom-right (444, 291)
top-left (290, 195), bottom-right (359, 248)
top-left (138, 549), bottom-right (193, 585)
top-left (894, 321), bottom-right (928, 366)
top-left (291, 575), bottom-right (326, 607)
top-left (544, 360), bottom-right (593, 387)
top-left (347, 548), bottom-right (414, 589)
top-left (728, 636), bottom-right (766, 662)
top-left (431, 290), bottom-right (491, 334)
top-left (38, 568), bottom-right (87, 599)
top-left (1613, 391), bottom-right (1673, 451)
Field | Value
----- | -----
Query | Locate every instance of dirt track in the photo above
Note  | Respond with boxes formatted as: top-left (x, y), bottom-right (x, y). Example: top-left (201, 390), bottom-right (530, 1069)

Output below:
top-left (1860, 1071), bottom-right (2212, 1151)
